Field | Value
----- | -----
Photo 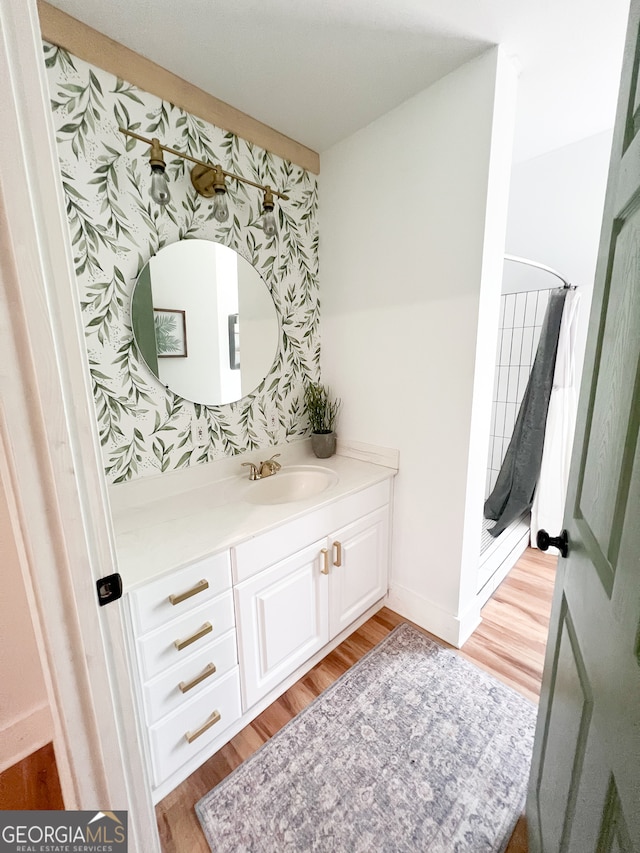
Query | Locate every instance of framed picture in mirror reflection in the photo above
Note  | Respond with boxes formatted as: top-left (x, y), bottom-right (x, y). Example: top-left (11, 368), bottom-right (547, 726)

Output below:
top-left (154, 308), bottom-right (188, 358)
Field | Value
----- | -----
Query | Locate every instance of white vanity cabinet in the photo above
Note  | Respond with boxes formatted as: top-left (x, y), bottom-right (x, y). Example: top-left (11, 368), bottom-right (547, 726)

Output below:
top-left (125, 550), bottom-right (242, 798)
top-left (233, 480), bottom-right (390, 710)
top-left (114, 450), bottom-right (396, 802)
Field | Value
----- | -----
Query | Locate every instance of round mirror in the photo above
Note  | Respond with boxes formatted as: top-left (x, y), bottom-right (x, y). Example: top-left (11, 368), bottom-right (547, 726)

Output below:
top-left (131, 240), bottom-right (279, 405)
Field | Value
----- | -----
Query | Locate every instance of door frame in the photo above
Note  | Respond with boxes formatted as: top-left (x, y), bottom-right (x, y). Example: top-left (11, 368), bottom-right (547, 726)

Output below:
top-left (0, 1), bottom-right (157, 848)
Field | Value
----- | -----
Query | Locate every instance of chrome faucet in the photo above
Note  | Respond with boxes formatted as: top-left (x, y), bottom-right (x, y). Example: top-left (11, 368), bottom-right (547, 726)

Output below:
top-left (241, 453), bottom-right (281, 480)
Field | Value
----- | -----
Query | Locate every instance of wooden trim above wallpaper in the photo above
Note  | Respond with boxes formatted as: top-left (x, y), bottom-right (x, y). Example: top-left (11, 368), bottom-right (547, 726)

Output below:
top-left (36, 1), bottom-right (320, 175)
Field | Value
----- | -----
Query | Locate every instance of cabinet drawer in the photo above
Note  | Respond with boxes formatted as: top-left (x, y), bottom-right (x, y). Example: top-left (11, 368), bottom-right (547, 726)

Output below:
top-left (129, 550), bottom-right (231, 636)
top-left (149, 667), bottom-right (242, 787)
top-left (137, 591), bottom-right (235, 681)
top-left (142, 630), bottom-right (238, 725)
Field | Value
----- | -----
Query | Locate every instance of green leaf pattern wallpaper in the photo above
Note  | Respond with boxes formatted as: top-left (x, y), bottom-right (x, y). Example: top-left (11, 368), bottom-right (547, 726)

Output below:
top-left (42, 42), bottom-right (320, 483)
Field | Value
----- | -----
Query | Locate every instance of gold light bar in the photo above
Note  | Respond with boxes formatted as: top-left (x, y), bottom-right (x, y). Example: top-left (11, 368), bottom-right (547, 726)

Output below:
top-left (119, 127), bottom-right (289, 200)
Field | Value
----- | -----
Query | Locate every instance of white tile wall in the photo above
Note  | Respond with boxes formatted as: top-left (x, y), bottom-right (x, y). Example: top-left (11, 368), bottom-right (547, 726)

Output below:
top-left (485, 289), bottom-right (550, 499)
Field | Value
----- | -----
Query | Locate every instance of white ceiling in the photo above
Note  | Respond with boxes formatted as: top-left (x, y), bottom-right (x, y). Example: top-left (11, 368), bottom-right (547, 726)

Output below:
top-left (45, 0), bottom-right (630, 162)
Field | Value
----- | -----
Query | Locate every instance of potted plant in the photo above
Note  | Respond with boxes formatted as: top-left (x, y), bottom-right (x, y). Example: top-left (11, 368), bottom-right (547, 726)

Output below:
top-left (304, 382), bottom-right (341, 458)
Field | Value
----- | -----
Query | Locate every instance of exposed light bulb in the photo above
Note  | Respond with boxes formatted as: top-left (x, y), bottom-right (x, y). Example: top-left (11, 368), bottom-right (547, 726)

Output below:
top-left (212, 191), bottom-right (229, 222)
top-left (150, 165), bottom-right (171, 206)
top-left (263, 207), bottom-right (277, 237)
top-left (262, 185), bottom-right (277, 237)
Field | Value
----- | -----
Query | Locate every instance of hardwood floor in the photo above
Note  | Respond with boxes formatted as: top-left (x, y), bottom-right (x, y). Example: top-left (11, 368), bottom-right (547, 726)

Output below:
top-left (460, 547), bottom-right (557, 704)
top-left (0, 742), bottom-right (64, 810)
top-left (157, 547), bottom-right (557, 853)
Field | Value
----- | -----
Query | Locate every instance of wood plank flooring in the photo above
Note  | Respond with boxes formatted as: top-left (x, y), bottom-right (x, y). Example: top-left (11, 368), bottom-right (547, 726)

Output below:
top-left (157, 547), bottom-right (557, 853)
top-left (0, 742), bottom-right (64, 810)
top-left (460, 547), bottom-right (557, 704)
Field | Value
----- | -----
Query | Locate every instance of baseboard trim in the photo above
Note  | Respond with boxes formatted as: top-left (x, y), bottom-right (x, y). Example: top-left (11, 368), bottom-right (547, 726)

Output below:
top-left (386, 584), bottom-right (480, 648)
top-left (0, 704), bottom-right (54, 774)
top-left (456, 601), bottom-right (483, 647)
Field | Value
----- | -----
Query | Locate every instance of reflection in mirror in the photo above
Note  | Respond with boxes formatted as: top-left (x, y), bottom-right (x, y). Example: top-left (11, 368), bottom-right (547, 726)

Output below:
top-left (131, 240), bottom-right (279, 405)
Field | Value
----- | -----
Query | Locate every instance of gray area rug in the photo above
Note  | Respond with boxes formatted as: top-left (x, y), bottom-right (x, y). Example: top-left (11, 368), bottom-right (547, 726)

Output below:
top-left (196, 623), bottom-right (537, 852)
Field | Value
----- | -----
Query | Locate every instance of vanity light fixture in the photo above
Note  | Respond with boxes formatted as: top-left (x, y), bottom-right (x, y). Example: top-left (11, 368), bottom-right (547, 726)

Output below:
top-left (148, 137), bottom-right (171, 206)
top-left (119, 127), bottom-right (289, 234)
top-left (262, 186), bottom-right (277, 238)
top-left (210, 165), bottom-right (230, 222)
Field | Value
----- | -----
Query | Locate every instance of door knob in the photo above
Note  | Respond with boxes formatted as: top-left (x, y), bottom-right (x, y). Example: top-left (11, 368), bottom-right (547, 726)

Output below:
top-left (536, 528), bottom-right (569, 558)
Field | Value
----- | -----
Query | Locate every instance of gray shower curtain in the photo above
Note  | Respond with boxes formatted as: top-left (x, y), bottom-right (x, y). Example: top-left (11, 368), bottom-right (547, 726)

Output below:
top-left (484, 289), bottom-right (567, 537)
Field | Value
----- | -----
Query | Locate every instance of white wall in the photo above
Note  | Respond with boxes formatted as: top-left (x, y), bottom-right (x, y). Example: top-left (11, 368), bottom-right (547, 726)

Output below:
top-left (505, 130), bottom-right (613, 392)
top-left (320, 47), bottom-right (517, 645)
top-left (0, 461), bottom-right (53, 773)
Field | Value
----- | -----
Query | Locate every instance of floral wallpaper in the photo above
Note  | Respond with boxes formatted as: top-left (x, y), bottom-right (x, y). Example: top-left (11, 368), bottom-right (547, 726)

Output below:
top-left (42, 43), bottom-right (320, 483)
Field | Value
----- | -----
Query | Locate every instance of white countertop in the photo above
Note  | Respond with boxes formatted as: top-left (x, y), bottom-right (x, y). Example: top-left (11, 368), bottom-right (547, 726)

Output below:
top-left (108, 439), bottom-right (398, 588)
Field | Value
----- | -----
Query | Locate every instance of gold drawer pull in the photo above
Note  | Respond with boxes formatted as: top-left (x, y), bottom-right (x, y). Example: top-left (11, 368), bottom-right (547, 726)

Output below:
top-left (179, 662), bottom-right (217, 694)
top-left (169, 578), bottom-right (209, 606)
top-left (185, 710), bottom-right (221, 744)
top-left (320, 548), bottom-right (330, 575)
top-left (333, 541), bottom-right (342, 567)
top-left (174, 621), bottom-right (212, 651)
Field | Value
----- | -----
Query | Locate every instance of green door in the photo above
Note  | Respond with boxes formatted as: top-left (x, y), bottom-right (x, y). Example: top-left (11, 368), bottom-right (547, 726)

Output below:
top-left (527, 3), bottom-right (640, 850)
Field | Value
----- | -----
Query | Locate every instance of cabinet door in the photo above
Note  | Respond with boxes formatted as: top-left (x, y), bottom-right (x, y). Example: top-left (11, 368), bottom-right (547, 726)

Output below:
top-left (329, 506), bottom-right (389, 638)
top-left (235, 539), bottom-right (329, 710)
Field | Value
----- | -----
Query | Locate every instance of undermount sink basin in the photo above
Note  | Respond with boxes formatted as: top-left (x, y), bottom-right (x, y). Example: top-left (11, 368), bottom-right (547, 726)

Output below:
top-left (241, 465), bottom-right (339, 505)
